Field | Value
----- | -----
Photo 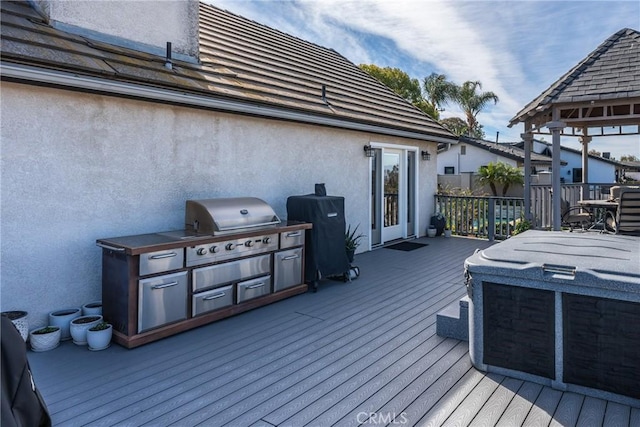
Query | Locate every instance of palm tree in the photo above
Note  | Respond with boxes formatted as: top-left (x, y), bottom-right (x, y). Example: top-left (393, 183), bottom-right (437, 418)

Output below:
top-left (477, 162), bottom-right (523, 196)
top-left (423, 73), bottom-right (456, 113)
top-left (452, 81), bottom-right (498, 137)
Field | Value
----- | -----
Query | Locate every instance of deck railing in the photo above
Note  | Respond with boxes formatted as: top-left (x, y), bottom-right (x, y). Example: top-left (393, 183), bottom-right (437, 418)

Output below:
top-left (530, 183), bottom-right (613, 229)
top-left (436, 184), bottom-right (616, 236)
top-left (435, 195), bottom-right (525, 241)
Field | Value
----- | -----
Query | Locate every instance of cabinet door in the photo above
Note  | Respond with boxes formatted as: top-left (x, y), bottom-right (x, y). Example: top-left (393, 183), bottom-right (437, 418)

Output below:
top-left (138, 271), bottom-right (187, 333)
top-left (274, 248), bottom-right (303, 292)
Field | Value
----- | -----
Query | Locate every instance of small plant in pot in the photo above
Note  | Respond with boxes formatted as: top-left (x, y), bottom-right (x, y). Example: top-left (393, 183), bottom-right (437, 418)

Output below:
top-left (345, 224), bottom-right (364, 264)
top-left (70, 315), bottom-right (103, 346)
top-left (82, 301), bottom-right (102, 316)
top-left (86, 322), bottom-right (112, 351)
top-left (29, 326), bottom-right (61, 352)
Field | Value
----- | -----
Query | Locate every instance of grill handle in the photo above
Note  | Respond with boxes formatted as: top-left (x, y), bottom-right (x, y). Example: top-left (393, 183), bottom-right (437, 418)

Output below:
top-left (246, 282), bottom-right (265, 289)
top-left (286, 231), bottom-right (302, 238)
top-left (151, 281), bottom-right (179, 290)
top-left (282, 254), bottom-right (300, 261)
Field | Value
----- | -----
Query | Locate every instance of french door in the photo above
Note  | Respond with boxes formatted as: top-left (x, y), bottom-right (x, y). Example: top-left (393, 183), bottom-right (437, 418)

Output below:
top-left (370, 146), bottom-right (417, 246)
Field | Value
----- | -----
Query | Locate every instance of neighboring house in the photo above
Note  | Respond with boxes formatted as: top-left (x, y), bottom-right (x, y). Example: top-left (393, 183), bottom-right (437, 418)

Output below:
top-left (513, 140), bottom-right (623, 183)
top-left (0, 1), bottom-right (457, 325)
top-left (437, 136), bottom-right (556, 195)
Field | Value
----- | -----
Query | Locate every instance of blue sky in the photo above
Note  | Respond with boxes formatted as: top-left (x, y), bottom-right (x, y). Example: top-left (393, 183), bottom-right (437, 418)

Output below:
top-left (207, 0), bottom-right (639, 161)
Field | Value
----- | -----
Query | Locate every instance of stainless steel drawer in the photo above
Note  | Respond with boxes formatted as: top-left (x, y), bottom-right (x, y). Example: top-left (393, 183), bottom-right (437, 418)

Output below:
top-left (138, 271), bottom-right (188, 333)
top-left (274, 248), bottom-right (303, 292)
top-left (139, 249), bottom-right (184, 276)
top-left (280, 230), bottom-right (305, 249)
top-left (192, 254), bottom-right (270, 292)
top-left (237, 275), bottom-right (271, 303)
top-left (192, 285), bottom-right (234, 317)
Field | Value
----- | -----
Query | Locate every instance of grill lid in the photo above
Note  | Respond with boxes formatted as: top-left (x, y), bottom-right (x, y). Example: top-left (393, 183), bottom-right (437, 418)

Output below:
top-left (185, 197), bottom-right (281, 235)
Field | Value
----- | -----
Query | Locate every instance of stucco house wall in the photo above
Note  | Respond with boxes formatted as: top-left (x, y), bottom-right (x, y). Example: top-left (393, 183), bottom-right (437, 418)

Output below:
top-left (438, 143), bottom-right (517, 175)
top-left (530, 140), bottom-right (617, 183)
top-left (0, 82), bottom-right (438, 327)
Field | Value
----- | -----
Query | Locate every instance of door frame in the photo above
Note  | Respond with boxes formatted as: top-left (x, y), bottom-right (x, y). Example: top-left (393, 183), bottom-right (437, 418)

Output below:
top-left (366, 142), bottom-right (420, 249)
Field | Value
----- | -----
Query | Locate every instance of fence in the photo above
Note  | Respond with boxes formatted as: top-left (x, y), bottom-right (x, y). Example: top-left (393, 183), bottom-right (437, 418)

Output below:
top-left (435, 195), bottom-right (526, 241)
top-left (436, 184), bottom-right (614, 237)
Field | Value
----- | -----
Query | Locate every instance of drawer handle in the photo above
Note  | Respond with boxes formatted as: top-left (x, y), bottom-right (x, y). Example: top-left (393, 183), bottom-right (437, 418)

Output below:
top-left (204, 292), bottom-right (226, 300)
top-left (149, 252), bottom-right (178, 260)
top-left (282, 254), bottom-right (300, 261)
top-left (247, 283), bottom-right (265, 289)
top-left (151, 281), bottom-right (179, 290)
top-left (286, 231), bottom-right (302, 237)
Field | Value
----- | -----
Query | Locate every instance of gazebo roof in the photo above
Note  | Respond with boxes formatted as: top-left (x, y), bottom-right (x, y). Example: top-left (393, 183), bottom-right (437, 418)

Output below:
top-left (509, 28), bottom-right (640, 136)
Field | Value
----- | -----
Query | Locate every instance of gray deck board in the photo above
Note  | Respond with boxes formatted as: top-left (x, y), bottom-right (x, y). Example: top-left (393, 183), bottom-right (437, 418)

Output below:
top-left (26, 236), bottom-right (639, 427)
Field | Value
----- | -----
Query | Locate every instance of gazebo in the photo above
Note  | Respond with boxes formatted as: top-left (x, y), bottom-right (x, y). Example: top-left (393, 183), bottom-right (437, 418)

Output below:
top-left (509, 28), bottom-right (640, 230)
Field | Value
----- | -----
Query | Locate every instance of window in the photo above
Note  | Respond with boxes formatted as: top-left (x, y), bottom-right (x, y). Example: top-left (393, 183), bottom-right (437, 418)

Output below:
top-left (460, 145), bottom-right (466, 155)
top-left (444, 166), bottom-right (455, 175)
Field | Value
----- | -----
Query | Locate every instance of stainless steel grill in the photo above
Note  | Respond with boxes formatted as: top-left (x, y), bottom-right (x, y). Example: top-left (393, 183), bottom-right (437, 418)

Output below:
top-left (185, 197), bottom-right (281, 235)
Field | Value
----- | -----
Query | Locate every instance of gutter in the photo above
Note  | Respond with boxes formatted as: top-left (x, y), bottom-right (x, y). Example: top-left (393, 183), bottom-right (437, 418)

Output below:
top-left (0, 62), bottom-right (458, 145)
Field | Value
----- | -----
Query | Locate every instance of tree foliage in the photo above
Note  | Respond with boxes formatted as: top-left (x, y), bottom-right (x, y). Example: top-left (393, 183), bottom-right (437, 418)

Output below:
top-left (621, 154), bottom-right (639, 162)
top-left (359, 64), bottom-right (439, 119)
top-left (451, 81), bottom-right (498, 138)
top-left (477, 162), bottom-right (523, 196)
top-left (440, 117), bottom-right (485, 139)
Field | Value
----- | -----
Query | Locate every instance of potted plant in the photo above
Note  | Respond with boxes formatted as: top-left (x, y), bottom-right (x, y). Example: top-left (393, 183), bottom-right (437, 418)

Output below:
top-left (70, 315), bottom-right (103, 346)
top-left (82, 301), bottom-right (102, 316)
top-left (1, 310), bottom-right (29, 341)
top-left (86, 321), bottom-right (112, 351)
top-left (345, 224), bottom-right (363, 263)
top-left (427, 225), bottom-right (437, 238)
top-left (443, 218), bottom-right (452, 238)
top-left (29, 326), bottom-right (61, 352)
top-left (49, 307), bottom-right (81, 341)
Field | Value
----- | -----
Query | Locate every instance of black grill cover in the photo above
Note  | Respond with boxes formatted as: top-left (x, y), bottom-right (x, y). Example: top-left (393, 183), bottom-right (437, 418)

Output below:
top-left (287, 194), bottom-right (350, 282)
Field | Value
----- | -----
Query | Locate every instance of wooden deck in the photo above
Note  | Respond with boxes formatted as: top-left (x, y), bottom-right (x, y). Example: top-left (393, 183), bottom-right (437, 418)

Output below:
top-left (28, 236), bottom-right (640, 427)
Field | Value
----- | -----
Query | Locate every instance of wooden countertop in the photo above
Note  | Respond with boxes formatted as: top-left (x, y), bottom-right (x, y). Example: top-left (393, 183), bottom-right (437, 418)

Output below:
top-left (97, 221), bottom-right (312, 255)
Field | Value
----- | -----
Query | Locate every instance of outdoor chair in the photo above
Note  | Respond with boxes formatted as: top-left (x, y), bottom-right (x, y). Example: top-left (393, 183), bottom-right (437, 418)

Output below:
top-left (611, 189), bottom-right (640, 235)
top-left (561, 199), bottom-right (592, 231)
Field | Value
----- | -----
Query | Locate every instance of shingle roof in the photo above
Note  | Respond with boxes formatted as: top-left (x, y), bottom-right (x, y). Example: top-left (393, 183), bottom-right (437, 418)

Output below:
top-left (0, 1), bottom-right (456, 142)
top-left (510, 28), bottom-right (640, 128)
top-left (458, 136), bottom-right (560, 165)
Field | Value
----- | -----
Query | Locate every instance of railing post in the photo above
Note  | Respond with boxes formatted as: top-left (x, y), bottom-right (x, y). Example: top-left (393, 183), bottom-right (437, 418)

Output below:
top-left (488, 197), bottom-right (496, 241)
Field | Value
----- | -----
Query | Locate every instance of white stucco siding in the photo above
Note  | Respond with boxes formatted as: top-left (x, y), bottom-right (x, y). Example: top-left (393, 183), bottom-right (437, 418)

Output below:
top-left (437, 144), bottom-right (516, 174)
top-left (37, 0), bottom-right (199, 57)
top-left (0, 83), bottom-right (438, 326)
top-left (557, 150), bottom-right (616, 183)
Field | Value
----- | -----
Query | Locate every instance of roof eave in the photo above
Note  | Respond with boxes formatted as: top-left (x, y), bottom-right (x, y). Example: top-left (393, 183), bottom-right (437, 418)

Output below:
top-left (1, 61), bottom-right (457, 144)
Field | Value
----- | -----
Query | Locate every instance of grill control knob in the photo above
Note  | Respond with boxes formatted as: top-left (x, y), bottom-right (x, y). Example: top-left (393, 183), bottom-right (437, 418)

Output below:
top-left (209, 246), bottom-right (219, 254)
top-left (196, 247), bottom-right (207, 256)
top-left (225, 243), bottom-right (236, 251)
top-left (262, 237), bottom-right (271, 244)
top-left (245, 240), bottom-right (254, 248)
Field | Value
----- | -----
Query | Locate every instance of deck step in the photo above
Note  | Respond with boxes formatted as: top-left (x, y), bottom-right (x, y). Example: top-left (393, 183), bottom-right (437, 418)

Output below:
top-left (436, 296), bottom-right (469, 341)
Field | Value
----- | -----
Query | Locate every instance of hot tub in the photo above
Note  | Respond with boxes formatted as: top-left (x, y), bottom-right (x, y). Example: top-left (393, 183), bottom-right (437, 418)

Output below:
top-left (464, 230), bottom-right (640, 406)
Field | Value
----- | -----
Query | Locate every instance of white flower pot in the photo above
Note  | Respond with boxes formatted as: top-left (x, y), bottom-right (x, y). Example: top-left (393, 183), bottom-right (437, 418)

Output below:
top-left (427, 227), bottom-right (437, 238)
top-left (87, 324), bottom-right (112, 351)
top-left (70, 315), bottom-right (103, 346)
top-left (2, 311), bottom-right (29, 341)
top-left (29, 326), bottom-right (61, 352)
top-left (444, 229), bottom-right (452, 238)
top-left (82, 301), bottom-right (102, 316)
top-left (49, 308), bottom-right (81, 341)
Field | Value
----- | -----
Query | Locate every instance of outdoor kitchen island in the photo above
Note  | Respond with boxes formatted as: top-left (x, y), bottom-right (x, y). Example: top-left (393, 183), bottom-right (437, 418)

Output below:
top-left (97, 198), bottom-right (313, 348)
top-left (464, 230), bottom-right (640, 407)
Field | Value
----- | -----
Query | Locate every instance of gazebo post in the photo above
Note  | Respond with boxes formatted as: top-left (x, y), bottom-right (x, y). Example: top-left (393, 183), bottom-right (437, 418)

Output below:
top-left (547, 109), bottom-right (565, 231)
top-left (579, 133), bottom-right (592, 200)
top-left (521, 123), bottom-right (533, 222)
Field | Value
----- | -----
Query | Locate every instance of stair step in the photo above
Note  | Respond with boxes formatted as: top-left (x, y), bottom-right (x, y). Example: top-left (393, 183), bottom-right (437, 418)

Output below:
top-left (436, 296), bottom-right (470, 341)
